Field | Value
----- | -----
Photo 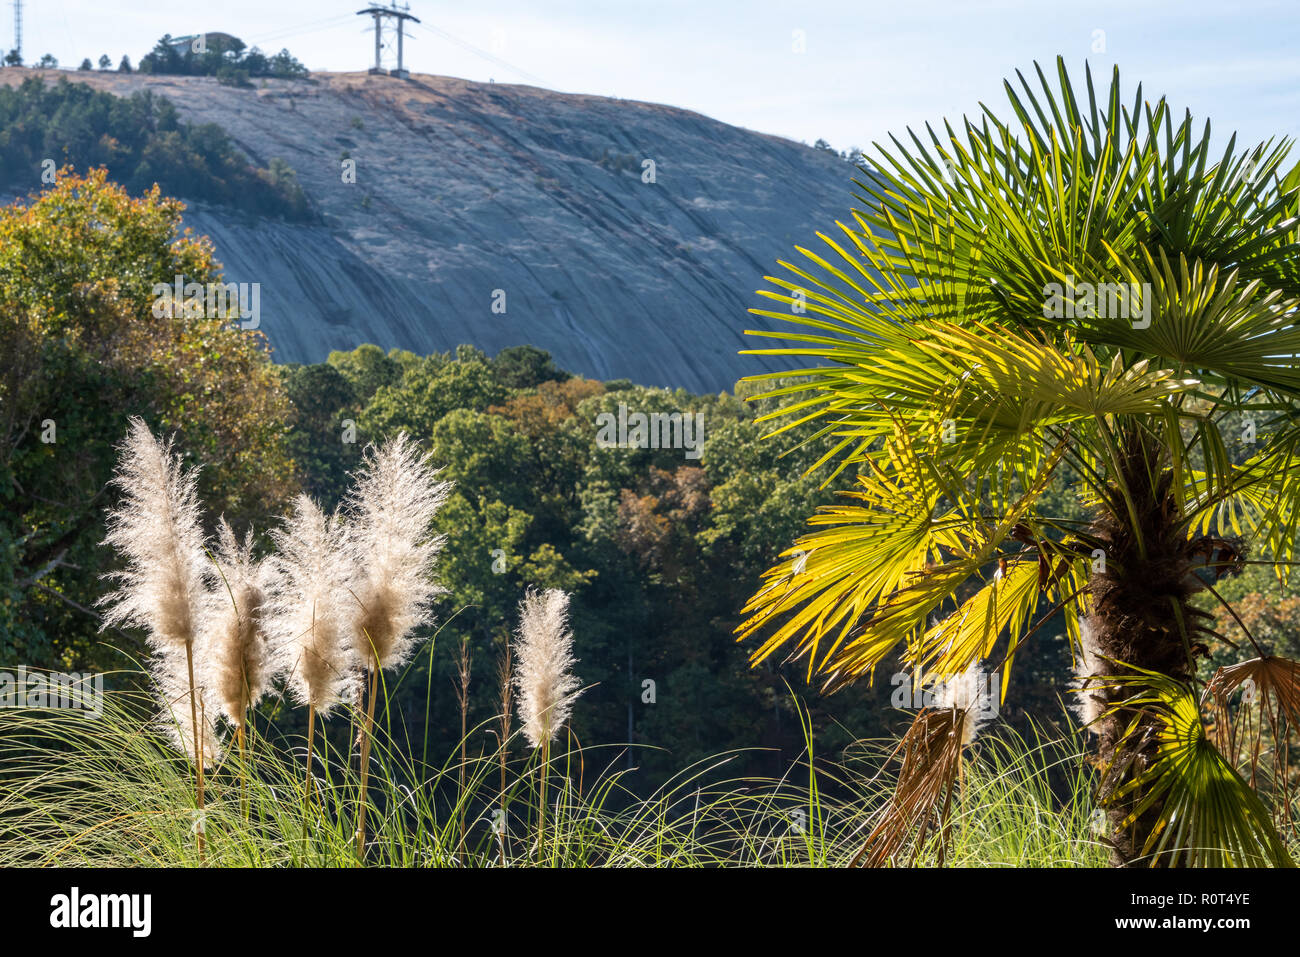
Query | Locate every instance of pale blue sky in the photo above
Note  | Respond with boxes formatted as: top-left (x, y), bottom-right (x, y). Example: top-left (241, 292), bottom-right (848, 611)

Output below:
top-left (13, 1), bottom-right (1300, 153)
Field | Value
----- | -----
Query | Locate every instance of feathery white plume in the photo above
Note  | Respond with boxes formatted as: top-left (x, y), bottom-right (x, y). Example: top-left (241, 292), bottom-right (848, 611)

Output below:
top-left (155, 644), bottom-right (224, 768)
top-left (99, 417), bottom-right (221, 766)
top-left (513, 587), bottom-right (581, 748)
top-left (933, 665), bottom-right (995, 746)
top-left (203, 518), bottom-right (273, 728)
top-left (98, 416), bottom-right (209, 652)
top-left (1070, 617), bottom-right (1104, 734)
top-left (342, 432), bottom-right (450, 673)
top-left (265, 495), bottom-right (357, 716)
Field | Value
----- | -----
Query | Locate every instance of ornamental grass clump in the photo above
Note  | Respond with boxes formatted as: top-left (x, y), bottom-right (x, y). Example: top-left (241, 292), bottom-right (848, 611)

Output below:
top-left (98, 416), bottom-right (216, 858)
top-left (340, 432), bottom-right (451, 855)
top-left (95, 423), bottom-right (462, 863)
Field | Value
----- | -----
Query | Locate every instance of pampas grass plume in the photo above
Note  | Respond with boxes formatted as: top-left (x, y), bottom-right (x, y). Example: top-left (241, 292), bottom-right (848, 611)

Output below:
top-left (513, 587), bottom-right (581, 748)
top-left (98, 417), bottom-right (216, 854)
top-left (933, 665), bottom-right (993, 746)
top-left (155, 644), bottom-right (224, 768)
top-left (343, 432), bottom-right (450, 673)
top-left (265, 495), bottom-right (357, 717)
top-left (98, 416), bottom-right (209, 654)
top-left (205, 518), bottom-right (273, 728)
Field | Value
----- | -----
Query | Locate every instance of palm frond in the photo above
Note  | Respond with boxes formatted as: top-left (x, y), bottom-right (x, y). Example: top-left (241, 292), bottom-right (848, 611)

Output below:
top-left (1084, 248), bottom-right (1300, 392)
top-left (1100, 667), bottom-right (1293, 867)
top-left (737, 436), bottom-right (969, 679)
top-left (853, 708), bottom-right (967, 868)
top-left (909, 557), bottom-right (1042, 681)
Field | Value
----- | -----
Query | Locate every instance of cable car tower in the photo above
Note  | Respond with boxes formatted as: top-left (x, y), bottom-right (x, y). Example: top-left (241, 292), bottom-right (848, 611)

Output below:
top-left (357, 2), bottom-right (420, 79)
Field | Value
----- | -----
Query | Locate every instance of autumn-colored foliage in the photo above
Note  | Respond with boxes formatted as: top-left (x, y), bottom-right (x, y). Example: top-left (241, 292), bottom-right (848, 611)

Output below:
top-left (0, 168), bottom-right (296, 667)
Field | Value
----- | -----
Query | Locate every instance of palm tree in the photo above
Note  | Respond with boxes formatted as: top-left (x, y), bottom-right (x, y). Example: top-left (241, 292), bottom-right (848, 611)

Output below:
top-left (739, 58), bottom-right (1300, 867)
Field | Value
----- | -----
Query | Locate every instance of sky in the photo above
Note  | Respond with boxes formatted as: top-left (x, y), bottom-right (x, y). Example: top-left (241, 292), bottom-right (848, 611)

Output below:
top-left (10, 1), bottom-right (1300, 153)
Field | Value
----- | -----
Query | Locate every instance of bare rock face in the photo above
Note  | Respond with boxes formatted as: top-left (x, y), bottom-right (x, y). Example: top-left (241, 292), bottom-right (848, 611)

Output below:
top-left (7, 70), bottom-right (860, 391)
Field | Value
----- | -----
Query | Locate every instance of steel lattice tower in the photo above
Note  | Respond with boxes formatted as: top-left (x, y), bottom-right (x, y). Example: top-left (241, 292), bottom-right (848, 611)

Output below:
top-left (356, 3), bottom-right (420, 79)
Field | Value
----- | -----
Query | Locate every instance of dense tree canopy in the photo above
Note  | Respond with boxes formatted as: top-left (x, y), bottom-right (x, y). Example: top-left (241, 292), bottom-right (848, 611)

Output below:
top-left (138, 34), bottom-right (308, 83)
top-left (0, 170), bottom-right (296, 668)
top-left (0, 77), bottom-right (311, 220)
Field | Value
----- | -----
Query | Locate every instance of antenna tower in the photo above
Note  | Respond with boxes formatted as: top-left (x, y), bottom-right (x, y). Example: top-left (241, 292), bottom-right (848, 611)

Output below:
top-left (356, 2), bottom-right (420, 79)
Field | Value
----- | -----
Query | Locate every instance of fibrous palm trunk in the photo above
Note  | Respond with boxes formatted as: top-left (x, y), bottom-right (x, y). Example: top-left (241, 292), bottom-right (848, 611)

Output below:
top-left (1088, 429), bottom-right (1204, 866)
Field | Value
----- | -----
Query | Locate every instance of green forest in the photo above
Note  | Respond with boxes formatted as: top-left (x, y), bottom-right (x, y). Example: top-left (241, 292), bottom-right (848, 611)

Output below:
top-left (0, 77), bottom-right (310, 219)
top-left (0, 167), bottom-right (867, 788)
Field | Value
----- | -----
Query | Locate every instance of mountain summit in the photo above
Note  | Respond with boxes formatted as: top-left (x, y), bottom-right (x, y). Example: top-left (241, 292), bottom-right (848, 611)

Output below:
top-left (7, 69), bottom-right (859, 390)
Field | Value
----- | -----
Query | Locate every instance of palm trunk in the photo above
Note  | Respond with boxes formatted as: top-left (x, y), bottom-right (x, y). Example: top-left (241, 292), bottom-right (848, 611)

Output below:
top-left (1088, 429), bottom-right (1202, 866)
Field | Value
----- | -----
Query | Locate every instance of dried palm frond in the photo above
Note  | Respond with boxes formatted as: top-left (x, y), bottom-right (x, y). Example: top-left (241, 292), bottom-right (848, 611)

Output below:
top-left (853, 707), bottom-right (967, 867)
top-left (1205, 655), bottom-right (1300, 736)
top-left (1204, 655), bottom-right (1300, 831)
